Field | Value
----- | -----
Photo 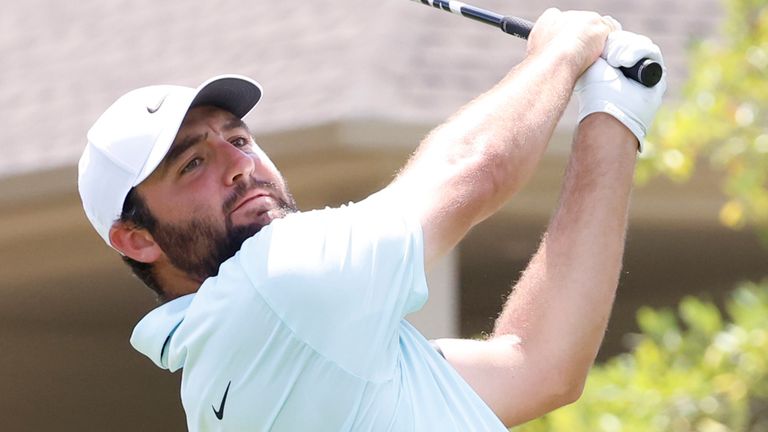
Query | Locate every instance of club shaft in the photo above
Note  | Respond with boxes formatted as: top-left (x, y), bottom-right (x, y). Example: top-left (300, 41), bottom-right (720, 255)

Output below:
top-left (416, 0), bottom-right (532, 38)
top-left (412, 0), bottom-right (662, 87)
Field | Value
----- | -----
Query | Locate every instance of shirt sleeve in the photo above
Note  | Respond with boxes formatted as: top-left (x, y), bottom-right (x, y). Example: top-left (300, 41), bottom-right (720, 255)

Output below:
top-left (235, 189), bottom-right (429, 381)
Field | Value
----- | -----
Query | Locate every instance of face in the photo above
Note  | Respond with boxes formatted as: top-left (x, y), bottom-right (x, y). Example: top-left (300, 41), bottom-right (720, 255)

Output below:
top-left (135, 105), bottom-right (298, 281)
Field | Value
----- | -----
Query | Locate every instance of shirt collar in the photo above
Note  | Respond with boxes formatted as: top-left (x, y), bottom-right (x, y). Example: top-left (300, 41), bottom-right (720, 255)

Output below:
top-left (130, 294), bottom-right (195, 369)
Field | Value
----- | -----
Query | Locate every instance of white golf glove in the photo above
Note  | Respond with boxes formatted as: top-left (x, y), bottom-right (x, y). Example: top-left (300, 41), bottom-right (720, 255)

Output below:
top-left (575, 30), bottom-right (667, 151)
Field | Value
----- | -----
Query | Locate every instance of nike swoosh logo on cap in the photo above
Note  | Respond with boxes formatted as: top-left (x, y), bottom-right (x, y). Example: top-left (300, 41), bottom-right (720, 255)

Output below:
top-left (147, 95), bottom-right (168, 114)
top-left (212, 381), bottom-right (231, 420)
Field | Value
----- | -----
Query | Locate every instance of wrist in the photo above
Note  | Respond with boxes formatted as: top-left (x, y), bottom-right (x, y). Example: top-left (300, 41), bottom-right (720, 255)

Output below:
top-left (577, 102), bottom-right (644, 151)
top-left (577, 113), bottom-right (638, 152)
top-left (528, 44), bottom-right (584, 83)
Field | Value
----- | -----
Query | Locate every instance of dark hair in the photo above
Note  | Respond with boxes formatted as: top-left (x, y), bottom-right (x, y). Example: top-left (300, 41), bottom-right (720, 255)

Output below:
top-left (119, 188), bottom-right (166, 301)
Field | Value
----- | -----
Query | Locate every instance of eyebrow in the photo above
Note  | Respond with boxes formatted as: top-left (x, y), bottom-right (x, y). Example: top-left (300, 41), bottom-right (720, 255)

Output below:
top-left (223, 117), bottom-right (250, 134)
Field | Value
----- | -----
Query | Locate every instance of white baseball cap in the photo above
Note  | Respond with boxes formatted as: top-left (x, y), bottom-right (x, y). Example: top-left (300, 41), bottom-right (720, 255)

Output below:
top-left (78, 74), bottom-right (263, 247)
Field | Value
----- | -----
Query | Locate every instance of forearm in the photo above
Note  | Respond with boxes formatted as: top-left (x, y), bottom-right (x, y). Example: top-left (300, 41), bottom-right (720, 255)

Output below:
top-left (402, 47), bottom-right (579, 209)
top-left (433, 49), bottom-right (577, 163)
top-left (493, 113), bottom-right (637, 383)
top-left (394, 49), bottom-right (582, 266)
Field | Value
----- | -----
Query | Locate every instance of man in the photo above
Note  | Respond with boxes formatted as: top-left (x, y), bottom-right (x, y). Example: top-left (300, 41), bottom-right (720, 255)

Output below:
top-left (78, 9), bottom-right (665, 431)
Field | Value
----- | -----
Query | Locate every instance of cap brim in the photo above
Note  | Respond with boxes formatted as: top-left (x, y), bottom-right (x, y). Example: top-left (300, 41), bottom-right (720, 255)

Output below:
top-left (190, 74), bottom-right (262, 119)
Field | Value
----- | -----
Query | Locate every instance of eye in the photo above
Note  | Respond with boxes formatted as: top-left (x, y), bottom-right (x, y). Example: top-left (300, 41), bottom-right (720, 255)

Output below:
top-left (181, 157), bottom-right (202, 174)
top-left (231, 137), bottom-right (249, 148)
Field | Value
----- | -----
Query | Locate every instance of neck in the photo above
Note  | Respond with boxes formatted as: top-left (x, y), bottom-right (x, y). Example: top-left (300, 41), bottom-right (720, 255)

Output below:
top-left (155, 260), bottom-right (203, 301)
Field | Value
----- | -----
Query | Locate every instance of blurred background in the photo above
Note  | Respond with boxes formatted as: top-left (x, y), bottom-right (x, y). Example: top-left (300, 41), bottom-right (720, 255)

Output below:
top-left (1, 0), bottom-right (766, 430)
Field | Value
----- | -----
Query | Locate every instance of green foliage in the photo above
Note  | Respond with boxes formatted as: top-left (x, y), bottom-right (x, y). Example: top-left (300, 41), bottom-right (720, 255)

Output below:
top-left (636, 0), bottom-right (768, 242)
top-left (512, 281), bottom-right (768, 432)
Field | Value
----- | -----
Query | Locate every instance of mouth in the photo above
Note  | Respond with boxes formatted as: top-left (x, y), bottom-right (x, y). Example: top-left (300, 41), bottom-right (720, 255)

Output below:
top-left (230, 191), bottom-right (273, 216)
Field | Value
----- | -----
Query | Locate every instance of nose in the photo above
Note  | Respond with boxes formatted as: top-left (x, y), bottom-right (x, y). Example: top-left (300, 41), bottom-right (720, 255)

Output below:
top-left (219, 139), bottom-right (256, 186)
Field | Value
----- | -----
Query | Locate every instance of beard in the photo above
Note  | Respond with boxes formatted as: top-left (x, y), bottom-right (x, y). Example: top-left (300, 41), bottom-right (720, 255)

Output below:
top-left (150, 178), bottom-right (298, 281)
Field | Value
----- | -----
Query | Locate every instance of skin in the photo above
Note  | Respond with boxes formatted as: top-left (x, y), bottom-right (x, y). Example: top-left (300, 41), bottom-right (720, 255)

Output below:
top-left (110, 106), bottom-right (296, 300)
top-left (388, 8), bottom-right (637, 427)
top-left (432, 115), bottom-right (636, 425)
top-left (113, 7), bottom-right (646, 428)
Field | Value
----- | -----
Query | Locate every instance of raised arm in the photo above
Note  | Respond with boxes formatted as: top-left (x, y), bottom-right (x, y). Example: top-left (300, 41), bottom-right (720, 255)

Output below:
top-left (433, 29), bottom-right (667, 426)
top-left (387, 9), bottom-right (615, 269)
top-left (436, 114), bottom-right (637, 426)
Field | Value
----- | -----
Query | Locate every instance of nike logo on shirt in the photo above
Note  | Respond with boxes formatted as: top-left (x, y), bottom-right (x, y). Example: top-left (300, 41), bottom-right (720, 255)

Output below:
top-left (212, 381), bottom-right (232, 420)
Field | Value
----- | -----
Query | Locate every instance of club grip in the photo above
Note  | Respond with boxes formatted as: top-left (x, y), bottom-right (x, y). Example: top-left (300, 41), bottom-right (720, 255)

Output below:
top-left (619, 58), bottom-right (663, 87)
top-left (500, 16), bottom-right (532, 39)
top-left (501, 16), bottom-right (662, 88)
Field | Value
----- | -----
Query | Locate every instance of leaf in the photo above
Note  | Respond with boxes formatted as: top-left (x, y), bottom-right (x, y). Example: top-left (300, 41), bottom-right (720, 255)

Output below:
top-left (679, 296), bottom-right (724, 337)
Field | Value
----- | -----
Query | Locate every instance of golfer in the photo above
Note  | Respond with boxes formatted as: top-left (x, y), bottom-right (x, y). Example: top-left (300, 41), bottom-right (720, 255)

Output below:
top-left (78, 9), bottom-right (665, 431)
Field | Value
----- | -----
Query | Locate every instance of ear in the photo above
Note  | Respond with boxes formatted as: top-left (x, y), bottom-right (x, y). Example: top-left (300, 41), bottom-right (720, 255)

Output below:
top-left (109, 222), bottom-right (163, 263)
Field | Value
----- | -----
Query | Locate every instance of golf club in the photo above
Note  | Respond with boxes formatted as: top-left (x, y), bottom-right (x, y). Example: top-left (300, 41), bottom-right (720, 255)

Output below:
top-left (412, 0), bottom-right (663, 87)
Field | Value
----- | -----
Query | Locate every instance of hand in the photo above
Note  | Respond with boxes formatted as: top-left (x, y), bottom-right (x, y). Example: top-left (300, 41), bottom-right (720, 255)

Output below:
top-left (574, 30), bottom-right (667, 150)
top-left (527, 9), bottom-right (619, 76)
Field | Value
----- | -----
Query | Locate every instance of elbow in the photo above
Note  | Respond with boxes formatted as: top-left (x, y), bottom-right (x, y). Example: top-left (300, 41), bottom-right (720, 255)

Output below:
top-left (552, 346), bottom-right (594, 404)
top-left (551, 366), bottom-right (588, 409)
top-left (497, 373), bottom-right (586, 428)
top-left (540, 347), bottom-right (594, 409)
top-left (559, 374), bottom-right (586, 406)
top-left (538, 366), bottom-right (588, 414)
